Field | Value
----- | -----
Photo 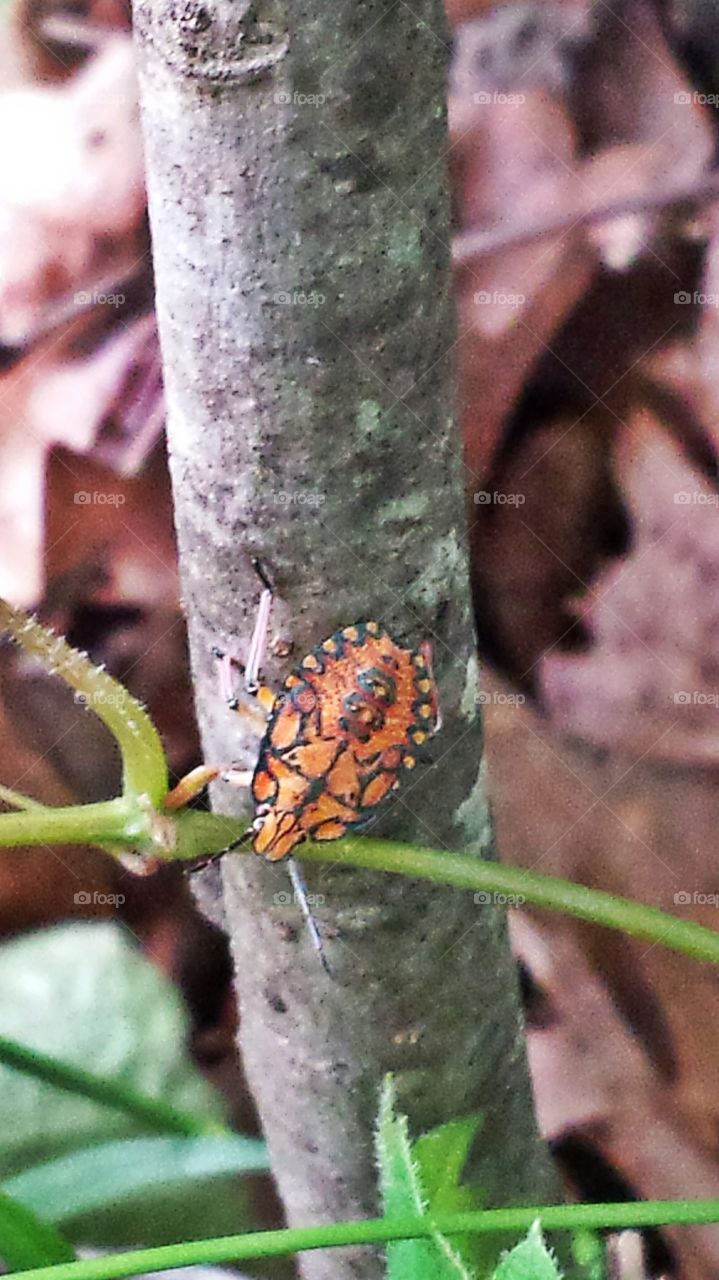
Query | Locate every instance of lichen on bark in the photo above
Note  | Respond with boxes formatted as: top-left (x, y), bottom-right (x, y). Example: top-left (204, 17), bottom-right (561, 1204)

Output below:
top-left (133, 0), bottom-right (558, 1274)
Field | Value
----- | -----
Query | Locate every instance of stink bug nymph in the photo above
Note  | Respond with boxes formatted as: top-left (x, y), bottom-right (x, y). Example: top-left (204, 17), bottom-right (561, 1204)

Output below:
top-left (251, 619), bottom-right (440, 860)
top-left (169, 563), bottom-right (441, 972)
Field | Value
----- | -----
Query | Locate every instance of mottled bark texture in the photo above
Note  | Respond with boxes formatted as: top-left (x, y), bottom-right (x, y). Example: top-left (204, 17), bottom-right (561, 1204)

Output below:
top-left (133, 1), bottom-right (557, 1274)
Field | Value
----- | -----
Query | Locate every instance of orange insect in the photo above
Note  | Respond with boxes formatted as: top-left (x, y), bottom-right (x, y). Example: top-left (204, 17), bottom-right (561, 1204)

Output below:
top-left (251, 620), bottom-right (440, 861)
top-left (169, 564), bottom-right (441, 971)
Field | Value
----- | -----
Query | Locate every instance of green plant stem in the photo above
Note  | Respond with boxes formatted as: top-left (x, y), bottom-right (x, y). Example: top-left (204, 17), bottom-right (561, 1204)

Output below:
top-left (0, 801), bottom-right (143, 848)
top-left (294, 838), bottom-right (719, 965)
top-left (0, 1036), bottom-right (223, 1138)
top-left (296, 839), bottom-right (716, 962)
top-left (0, 803), bottom-right (248, 862)
top-left (170, 809), bottom-right (250, 859)
top-left (12, 1199), bottom-right (719, 1279)
top-left (0, 785), bottom-right (47, 812)
top-left (0, 601), bottom-right (168, 805)
top-left (0, 800), bottom-right (716, 967)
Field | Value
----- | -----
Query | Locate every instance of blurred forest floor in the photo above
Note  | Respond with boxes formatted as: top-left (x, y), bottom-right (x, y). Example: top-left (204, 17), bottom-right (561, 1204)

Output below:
top-left (3, 0), bottom-right (719, 1276)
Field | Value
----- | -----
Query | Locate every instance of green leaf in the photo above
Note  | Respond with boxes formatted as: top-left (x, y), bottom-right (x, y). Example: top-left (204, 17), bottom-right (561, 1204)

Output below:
top-left (5, 1136), bottom-right (269, 1224)
top-left (0, 922), bottom-right (223, 1182)
top-left (0, 923), bottom-right (264, 1244)
top-left (0, 600), bottom-right (167, 805)
top-left (493, 1221), bottom-right (563, 1280)
top-left (376, 1076), bottom-right (427, 1220)
top-left (0, 1188), bottom-right (75, 1271)
top-left (376, 1076), bottom-right (475, 1280)
top-left (0, 1034), bottom-right (214, 1139)
top-left (414, 1115), bottom-right (485, 1268)
top-left (571, 1229), bottom-right (606, 1280)
top-left (414, 1114), bottom-right (483, 1207)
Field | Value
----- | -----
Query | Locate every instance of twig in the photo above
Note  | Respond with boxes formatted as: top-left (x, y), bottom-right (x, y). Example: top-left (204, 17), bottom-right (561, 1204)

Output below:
top-left (452, 173), bottom-right (719, 268)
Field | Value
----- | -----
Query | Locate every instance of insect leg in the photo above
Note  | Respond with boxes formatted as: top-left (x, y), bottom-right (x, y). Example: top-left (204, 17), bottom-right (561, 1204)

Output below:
top-left (211, 646), bottom-right (241, 710)
top-left (286, 856), bottom-right (331, 976)
top-left (244, 559), bottom-right (274, 695)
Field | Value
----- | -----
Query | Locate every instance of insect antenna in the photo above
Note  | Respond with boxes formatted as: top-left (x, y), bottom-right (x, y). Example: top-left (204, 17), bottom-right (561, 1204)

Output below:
top-left (183, 824), bottom-right (254, 874)
top-left (287, 856), bottom-right (331, 976)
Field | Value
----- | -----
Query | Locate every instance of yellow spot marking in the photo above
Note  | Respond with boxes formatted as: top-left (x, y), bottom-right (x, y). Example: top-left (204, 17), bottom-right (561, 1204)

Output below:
top-left (403, 756), bottom-right (416, 769)
top-left (419, 704), bottom-right (432, 719)
top-left (413, 654), bottom-right (426, 668)
top-left (257, 685), bottom-right (276, 712)
top-left (417, 678), bottom-right (431, 693)
top-left (412, 730), bottom-right (427, 744)
top-left (303, 654), bottom-right (320, 670)
top-left (366, 621), bottom-right (380, 634)
top-left (323, 638), bottom-right (338, 653)
top-left (343, 626), bottom-right (359, 642)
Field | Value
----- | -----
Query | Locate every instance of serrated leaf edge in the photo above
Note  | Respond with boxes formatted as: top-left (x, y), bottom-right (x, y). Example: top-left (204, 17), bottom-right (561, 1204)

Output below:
top-left (376, 1075), bottom-right (429, 1219)
top-left (377, 1077), bottom-right (478, 1279)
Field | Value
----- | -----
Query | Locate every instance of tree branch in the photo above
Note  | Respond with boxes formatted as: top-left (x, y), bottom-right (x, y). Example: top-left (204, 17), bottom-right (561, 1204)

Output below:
top-left (134, 0), bottom-right (558, 1274)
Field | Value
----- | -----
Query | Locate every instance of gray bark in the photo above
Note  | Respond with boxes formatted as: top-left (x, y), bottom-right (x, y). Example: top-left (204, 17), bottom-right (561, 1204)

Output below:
top-left (133, 1), bottom-right (557, 1275)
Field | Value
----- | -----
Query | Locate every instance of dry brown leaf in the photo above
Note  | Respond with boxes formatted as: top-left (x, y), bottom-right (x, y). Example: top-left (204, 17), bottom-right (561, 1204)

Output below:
top-left (29, 313), bottom-right (163, 473)
top-left (6, 0), bottom-right (131, 85)
top-left (578, 0), bottom-right (713, 271)
top-left (539, 414), bottom-right (719, 764)
top-left (510, 913), bottom-right (656, 1140)
top-left (0, 34), bottom-right (145, 347)
top-left (513, 910), bottom-right (719, 1277)
top-left (450, 5), bottom-right (594, 478)
top-left (450, 7), bottom-right (588, 338)
top-left (0, 311), bottom-right (159, 605)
